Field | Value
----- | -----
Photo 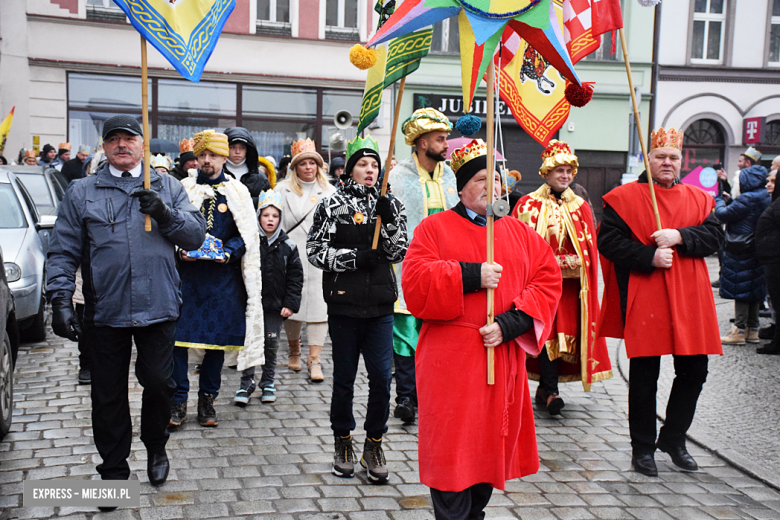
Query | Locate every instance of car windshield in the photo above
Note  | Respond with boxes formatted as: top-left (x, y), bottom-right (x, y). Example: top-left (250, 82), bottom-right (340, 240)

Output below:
top-left (0, 184), bottom-right (27, 229)
top-left (15, 173), bottom-right (55, 213)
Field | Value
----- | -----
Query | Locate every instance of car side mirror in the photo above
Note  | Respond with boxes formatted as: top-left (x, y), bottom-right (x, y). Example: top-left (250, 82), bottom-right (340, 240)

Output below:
top-left (36, 214), bottom-right (57, 231)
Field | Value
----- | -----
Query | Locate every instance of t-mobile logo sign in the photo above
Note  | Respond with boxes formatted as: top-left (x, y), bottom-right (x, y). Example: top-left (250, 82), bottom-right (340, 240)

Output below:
top-left (744, 117), bottom-right (764, 144)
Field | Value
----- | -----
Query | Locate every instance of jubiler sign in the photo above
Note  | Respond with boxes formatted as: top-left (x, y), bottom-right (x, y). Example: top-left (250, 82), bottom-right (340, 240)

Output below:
top-left (413, 94), bottom-right (512, 118)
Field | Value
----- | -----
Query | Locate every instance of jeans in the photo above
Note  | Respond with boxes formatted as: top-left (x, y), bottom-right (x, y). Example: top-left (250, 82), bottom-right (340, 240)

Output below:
top-left (329, 314), bottom-right (393, 439)
top-left (240, 311), bottom-right (284, 391)
top-left (172, 346), bottom-right (224, 402)
top-left (735, 300), bottom-right (760, 329)
top-left (84, 321), bottom-right (176, 480)
top-left (430, 483), bottom-right (493, 520)
top-left (628, 355), bottom-right (709, 455)
top-left (393, 352), bottom-right (417, 404)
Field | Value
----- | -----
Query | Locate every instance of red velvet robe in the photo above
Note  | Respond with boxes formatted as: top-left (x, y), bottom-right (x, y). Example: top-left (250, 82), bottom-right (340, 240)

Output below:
top-left (515, 187), bottom-right (612, 389)
top-left (597, 182), bottom-right (722, 358)
top-left (401, 209), bottom-right (561, 491)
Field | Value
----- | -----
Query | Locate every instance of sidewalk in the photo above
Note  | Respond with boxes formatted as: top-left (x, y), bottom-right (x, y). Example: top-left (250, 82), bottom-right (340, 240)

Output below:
top-left (3, 317), bottom-right (780, 519)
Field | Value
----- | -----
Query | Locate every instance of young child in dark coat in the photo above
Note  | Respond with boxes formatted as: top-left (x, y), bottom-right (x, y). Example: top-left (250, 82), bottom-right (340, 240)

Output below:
top-left (235, 190), bottom-right (304, 404)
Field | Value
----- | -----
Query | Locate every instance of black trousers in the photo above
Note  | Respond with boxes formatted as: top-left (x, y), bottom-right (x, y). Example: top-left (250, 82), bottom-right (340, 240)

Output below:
top-left (393, 352), bottom-right (417, 404)
top-left (75, 304), bottom-right (90, 370)
top-left (85, 321), bottom-right (176, 480)
top-left (430, 483), bottom-right (493, 520)
top-left (765, 265), bottom-right (780, 346)
top-left (628, 355), bottom-right (708, 456)
top-left (538, 347), bottom-right (559, 395)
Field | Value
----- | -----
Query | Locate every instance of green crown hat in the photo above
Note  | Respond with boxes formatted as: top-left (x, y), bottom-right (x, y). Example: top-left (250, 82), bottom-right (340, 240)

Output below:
top-left (346, 134), bottom-right (380, 160)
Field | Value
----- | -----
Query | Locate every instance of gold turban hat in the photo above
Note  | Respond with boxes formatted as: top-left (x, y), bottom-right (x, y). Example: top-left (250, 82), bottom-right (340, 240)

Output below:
top-left (192, 129), bottom-right (229, 157)
top-left (402, 108), bottom-right (453, 146)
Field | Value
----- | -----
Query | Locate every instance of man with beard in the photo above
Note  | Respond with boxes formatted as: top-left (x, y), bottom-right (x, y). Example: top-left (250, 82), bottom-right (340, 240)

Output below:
top-left (223, 127), bottom-right (271, 207)
top-left (60, 145), bottom-right (91, 184)
top-left (387, 108), bottom-right (459, 423)
top-left (170, 129), bottom-right (264, 429)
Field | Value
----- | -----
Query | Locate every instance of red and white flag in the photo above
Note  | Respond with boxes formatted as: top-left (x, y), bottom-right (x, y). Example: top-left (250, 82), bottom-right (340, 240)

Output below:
top-left (563, 0), bottom-right (623, 63)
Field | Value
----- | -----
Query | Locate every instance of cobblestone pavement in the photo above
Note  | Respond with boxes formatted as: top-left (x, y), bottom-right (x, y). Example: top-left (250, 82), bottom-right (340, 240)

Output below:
top-left (623, 257), bottom-right (780, 490)
top-left (3, 274), bottom-right (780, 519)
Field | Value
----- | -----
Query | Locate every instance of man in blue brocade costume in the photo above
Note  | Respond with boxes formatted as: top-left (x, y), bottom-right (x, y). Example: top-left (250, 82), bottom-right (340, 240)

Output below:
top-left (170, 130), bottom-right (264, 428)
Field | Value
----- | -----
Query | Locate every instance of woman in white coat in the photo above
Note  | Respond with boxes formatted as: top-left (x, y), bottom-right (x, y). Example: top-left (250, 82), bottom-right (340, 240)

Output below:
top-left (274, 138), bottom-right (336, 382)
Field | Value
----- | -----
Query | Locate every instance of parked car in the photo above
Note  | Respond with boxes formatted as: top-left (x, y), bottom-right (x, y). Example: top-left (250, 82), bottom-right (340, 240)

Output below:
top-left (1, 246), bottom-right (20, 440)
top-left (4, 165), bottom-right (67, 217)
top-left (0, 170), bottom-right (55, 342)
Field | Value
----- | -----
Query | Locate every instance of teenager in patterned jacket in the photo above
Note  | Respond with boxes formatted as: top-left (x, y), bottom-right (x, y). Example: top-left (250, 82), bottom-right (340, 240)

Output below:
top-left (307, 135), bottom-right (408, 485)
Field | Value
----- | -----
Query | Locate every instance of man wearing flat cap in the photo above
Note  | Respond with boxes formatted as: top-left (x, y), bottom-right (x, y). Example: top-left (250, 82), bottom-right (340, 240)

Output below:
top-left (169, 129), bottom-right (264, 430)
top-left (402, 138), bottom-right (561, 519)
top-left (47, 115), bottom-right (206, 499)
top-left (386, 107), bottom-right (459, 423)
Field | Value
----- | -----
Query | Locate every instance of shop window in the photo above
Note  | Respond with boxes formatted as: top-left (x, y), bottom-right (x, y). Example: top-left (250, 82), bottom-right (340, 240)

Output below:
top-left (68, 74), bottom-right (151, 112)
top-left (243, 85), bottom-right (317, 118)
top-left (770, 0), bottom-right (780, 64)
top-left (157, 79), bottom-right (236, 116)
top-left (256, 0), bottom-right (291, 36)
top-left (86, 0), bottom-right (125, 22)
top-left (682, 119), bottom-right (725, 175)
top-left (766, 120), bottom-right (780, 146)
top-left (430, 19), bottom-right (460, 55)
top-left (244, 121), bottom-right (316, 164)
top-left (582, 32), bottom-right (618, 61)
top-left (691, 0), bottom-right (726, 63)
top-left (325, 0), bottom-right (359, 41)
top-left (320, 89), bottom-right (362, 152)
top-left (68, 111), bottom-right (143, 152)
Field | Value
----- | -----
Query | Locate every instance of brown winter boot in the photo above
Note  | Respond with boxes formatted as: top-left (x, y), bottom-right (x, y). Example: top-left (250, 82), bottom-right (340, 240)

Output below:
top-left (307, 345), bottom-right (324, 382)
top-left (288, 339), bottom-right (302, 371)
top-left (720, 325), bottom-right (746, 345)
top-left (745, 328), bottom-right (760, 344)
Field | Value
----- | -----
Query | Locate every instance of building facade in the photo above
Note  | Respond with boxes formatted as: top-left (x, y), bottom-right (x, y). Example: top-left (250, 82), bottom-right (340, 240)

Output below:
top-left (1, 0), bottom-right (653, 218)
top-left (655, 0), bottom-right (780, 182)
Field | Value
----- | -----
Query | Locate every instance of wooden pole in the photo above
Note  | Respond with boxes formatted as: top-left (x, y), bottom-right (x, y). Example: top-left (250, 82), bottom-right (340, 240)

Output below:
top-left (485, 61), bottom-right (496, 386)
top-left (372, 76), bottom-right (406, 249)
top-left (619, 28), bottom-right (662, 231)
top-left (141, 35), bottom-right (152, 232)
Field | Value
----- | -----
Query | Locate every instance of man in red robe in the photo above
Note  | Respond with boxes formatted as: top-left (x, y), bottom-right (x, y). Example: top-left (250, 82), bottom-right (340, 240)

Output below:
top-left (597, 128), bottom-right (723, 477)
top-left (515, 140), bottom-right (612, 416)
top-left (402, 139), bottom-right (561, 518)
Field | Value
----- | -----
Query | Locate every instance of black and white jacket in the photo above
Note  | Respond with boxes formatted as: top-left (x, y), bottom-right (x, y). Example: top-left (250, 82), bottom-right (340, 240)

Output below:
top-left (307, 178), bottom-right (408, 318)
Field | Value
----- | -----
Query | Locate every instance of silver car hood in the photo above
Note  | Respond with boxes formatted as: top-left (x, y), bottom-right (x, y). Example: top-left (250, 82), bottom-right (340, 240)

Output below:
top-left (0, 228), bottom-right (28, 263)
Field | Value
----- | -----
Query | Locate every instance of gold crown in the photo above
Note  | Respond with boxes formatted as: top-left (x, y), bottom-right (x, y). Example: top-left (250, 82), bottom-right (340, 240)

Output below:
top-left (150, 154), bottom-right (172, 170)
top-left (650, 127), bottom-right (683, 151)
top-left (539, 139), bottom-right (578, 177)
top-left (291, 138), bottom-right (317, 157)
top-left (23, 149), bottom-right (37, 159)
top-left (450, 139), bottom-right (487, 174)
top-left (58, 142), bottom-right (71, 151)
top-left (180, 138), bottom-right (194, 154)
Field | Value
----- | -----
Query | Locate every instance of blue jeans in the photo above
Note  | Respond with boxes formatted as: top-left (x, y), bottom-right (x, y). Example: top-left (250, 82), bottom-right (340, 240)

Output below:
top-left (172, 346), bottom-right (225, 403)
top-left (329, 314), bottom-right (393, 439)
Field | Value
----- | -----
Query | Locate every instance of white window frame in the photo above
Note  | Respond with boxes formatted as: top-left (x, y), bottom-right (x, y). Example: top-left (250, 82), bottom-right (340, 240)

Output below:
top-left (255, 0), bottom-right (292, 31)
top-left (690, 0), bottom-right (727, 64)
top-left (325, 0), bottom-right (359, 32)
top-left (429, 19), bottom-right (459, 55)
top-left (769, 0), bottom-right (780, 66)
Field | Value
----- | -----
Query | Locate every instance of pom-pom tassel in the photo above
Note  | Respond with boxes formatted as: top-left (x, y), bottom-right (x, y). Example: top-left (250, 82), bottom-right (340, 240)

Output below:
top-left (349, 45), bottom-right (379, 70)
top-left (455, 113), bottom-right (481, 136)
top-left (565, 82), bottom-right (595, 108)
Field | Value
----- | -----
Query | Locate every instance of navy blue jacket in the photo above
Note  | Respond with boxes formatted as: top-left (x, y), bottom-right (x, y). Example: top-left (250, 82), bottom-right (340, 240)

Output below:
top-left (715, 165), bottom-right (770, 302)
top-left (47, 163), bottom-right (206, 327)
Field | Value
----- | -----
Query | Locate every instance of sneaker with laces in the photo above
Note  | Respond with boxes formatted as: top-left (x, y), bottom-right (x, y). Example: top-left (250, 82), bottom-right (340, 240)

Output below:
top-left (197, 393), bottom-right (218, 427)
top-left (261, 386), bottom-right (276, 403)
top-left (169, 401), bottom-right (186, 427)
top-left (234, 389), bottom-right (250, 406)
top-left (360, 437), bottom-right (389, 484)
top-left (333, 435), bottom-right (356, 478)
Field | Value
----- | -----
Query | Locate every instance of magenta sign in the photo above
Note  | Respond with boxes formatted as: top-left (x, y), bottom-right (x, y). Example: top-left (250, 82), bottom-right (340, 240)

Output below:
top-left (681, 165), bottom-right (718, 197)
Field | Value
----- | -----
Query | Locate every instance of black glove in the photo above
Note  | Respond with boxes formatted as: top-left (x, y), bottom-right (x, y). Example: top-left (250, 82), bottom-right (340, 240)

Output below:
top-left (132, 189), bottom-right (172, 225)
top-left (355, 249), bottom-right (389, 269)
top-left (51, 299), bottom-right (81, 342)
top-left (375, 196), bottom-right (395, 223)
